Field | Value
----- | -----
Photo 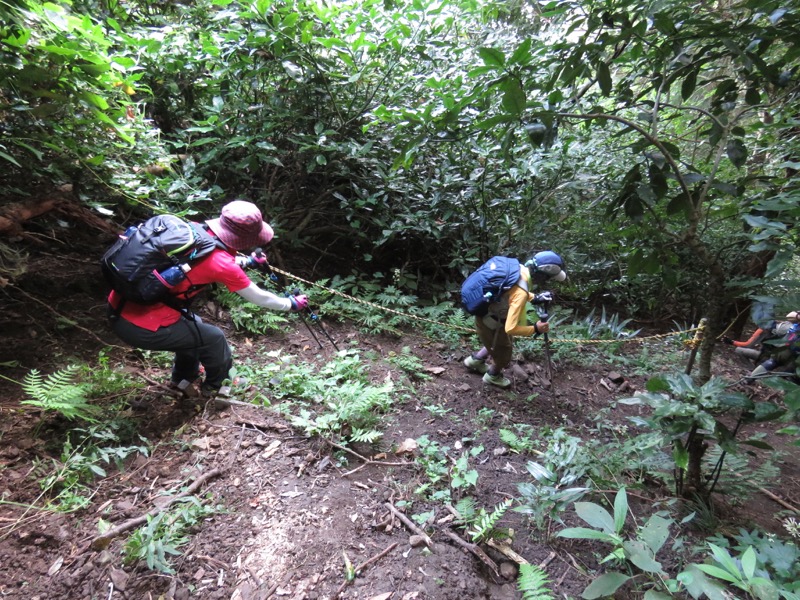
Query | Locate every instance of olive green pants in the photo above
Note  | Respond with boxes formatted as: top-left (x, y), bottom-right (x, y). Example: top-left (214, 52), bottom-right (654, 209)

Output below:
top-left (475, 316), bottom-right (513, 371)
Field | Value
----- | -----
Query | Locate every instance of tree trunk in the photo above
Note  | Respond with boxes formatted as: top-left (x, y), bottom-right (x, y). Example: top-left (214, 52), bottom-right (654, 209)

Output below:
top-left (697, 270), bottom-right (729, 384)
top-left (685, 432), bottom-right (708, 496)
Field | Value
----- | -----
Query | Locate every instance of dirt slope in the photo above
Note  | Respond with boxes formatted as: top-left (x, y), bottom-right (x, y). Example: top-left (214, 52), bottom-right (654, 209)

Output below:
top-left (0, 227), bottom-right (798, 600)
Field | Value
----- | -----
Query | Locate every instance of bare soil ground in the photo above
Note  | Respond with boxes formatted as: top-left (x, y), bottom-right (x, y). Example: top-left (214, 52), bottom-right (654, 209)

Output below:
top-left (0, 227), bottom-right (798, 600)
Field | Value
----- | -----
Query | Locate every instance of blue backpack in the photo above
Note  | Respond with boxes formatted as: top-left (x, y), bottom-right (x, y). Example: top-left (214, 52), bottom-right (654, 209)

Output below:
top-left (460, 256), bottom-right (521, 316)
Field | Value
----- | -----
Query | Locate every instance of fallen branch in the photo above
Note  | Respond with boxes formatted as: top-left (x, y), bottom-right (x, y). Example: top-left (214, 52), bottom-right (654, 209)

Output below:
top-left (384, 503), bottom-right (433, 549)
top-left (487, 539), bottom-right (532, 565)
top-left (90, 467), bottom-right (225, 550)
top-left (442, 529), bottom-right (500, 580)
top-left (334, 542), bottom-right (398, 598)
top-left (0, 197), bottom-right (61, 236)
top-left (731, 473), bottom-right (800, 515)
top-left (323, 439), bottom-right (411, 477)
top-left (138, 372), bottom-right (179, 395)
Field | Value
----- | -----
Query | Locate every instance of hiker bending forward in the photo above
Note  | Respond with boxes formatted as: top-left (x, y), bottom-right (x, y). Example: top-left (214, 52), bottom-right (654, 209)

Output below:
top-left (108, 200), bottom-right (308, 397)
top-left (464, 251), bottom-right (567, 389)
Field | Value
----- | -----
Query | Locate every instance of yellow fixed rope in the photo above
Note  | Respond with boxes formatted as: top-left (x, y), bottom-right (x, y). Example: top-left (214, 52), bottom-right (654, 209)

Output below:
top-left (268, 266), bottom-right (700, 344)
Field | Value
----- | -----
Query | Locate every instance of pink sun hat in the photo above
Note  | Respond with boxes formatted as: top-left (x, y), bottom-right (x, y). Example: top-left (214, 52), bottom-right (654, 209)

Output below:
top-left (205, 200), bottom-right (274, 251)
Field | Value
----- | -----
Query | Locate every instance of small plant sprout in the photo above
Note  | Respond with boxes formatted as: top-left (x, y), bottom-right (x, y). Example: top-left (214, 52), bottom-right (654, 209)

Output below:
top-left (342, 550), bottom-right (356, 581)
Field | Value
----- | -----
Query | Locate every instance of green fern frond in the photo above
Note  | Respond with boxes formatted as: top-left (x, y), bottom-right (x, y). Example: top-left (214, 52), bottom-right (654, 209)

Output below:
top-left (21, 366), bottom-right (98, 422)
top-left (499, 428), bottom-right (521, 447)
top-left (454, 496), bottom-right (478, 525)
top-left (350, 428), bottom-right (383, 444)
top-left (469, 498), bottom-right (512, 543)
top-left (517, 563), bottom-right (554, 600)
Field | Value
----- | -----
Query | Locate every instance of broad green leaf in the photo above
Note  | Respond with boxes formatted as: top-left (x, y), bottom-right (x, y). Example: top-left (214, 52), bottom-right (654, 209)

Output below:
top-left (752, 402), bottom-right (785, 422)
top-left (681, 68), bottom-right (698, 100)
top-left (741, 546), bottom-right (756, 580)
top-left (478, 47), bottom-right (504, 67)
top-left (525, 461), bottom-right (554, 481)
top-left (644, 592), bottom-right (672, 600)
top-left (79, 91), bottom-right (109, 110)
top-left (672, 441), bottom-right (688, 469)
top-left (646, 377), bottom-right (670, 393)
top-left (745, 86), bottom-right (761, 105)
top-left (0, 151), bottom-right (22, 167)
top-left (708, 543), bottom-right (742, 579)
top-left (680, 564), bottom-right (727, 600)
top-left (597, 61), bottom-right (612, 95)
top-left (612, 488), bottom-right (627, 534)
top-left (509, 39), bottom-right (532, 65)
top-left (765, 248), bottom-right (793, 278)
top-left (726, 139), bottom-right (747, 168)
top-left (11, 141), bottom-right (44, 160)
top-left (695, 563), bottom-right (740, 584)
top-left (640, 514), bottom-right (671, 554)
top-left (581, 572), bottom-right (630, 599)
top-left (648, 163), bottom-right (668, 199)
top-left (525, 123), bottom-right (547, 147)
top-left (557, 527), bottom-right (620, 544)
top-left (666, 192), bottom-right (693, 216)
top-left (575, 501), bottom-right (615, 534)
top-left (500, 78), bottom-right (525, 116)
top-left (623, 540), bottom-right (663, 573)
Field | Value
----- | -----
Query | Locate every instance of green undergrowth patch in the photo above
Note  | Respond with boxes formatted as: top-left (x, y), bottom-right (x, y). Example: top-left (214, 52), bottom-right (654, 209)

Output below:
top-left (235, 349), bottom-right (407, 447)
top-left (516, 308), bottom-right (689, 374)
top-left (7, 354), bottom-right (151, 513)
top-left (313, 273), bottom-right (471, 348)
top-left (119, 495), bottom-right (223, 574)
top-left (215, 288), bottom-right (291, 335)
top-left (402, 362), bottom-right (798, 600)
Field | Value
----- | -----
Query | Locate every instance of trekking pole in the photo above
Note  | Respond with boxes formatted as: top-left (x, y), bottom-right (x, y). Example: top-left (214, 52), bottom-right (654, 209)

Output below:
top-left (292, 287), bottom-right (340, 351)
top-left (534, 301), bottom-right (553, 382)
top-left (290, 293), bottom-right (325, 350)
top-left (248, 249), bottom-right (324, 350)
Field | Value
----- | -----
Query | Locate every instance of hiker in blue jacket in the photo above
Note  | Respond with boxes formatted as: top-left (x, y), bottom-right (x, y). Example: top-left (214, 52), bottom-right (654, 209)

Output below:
top-left (463, 251), bottom-right (567, 388)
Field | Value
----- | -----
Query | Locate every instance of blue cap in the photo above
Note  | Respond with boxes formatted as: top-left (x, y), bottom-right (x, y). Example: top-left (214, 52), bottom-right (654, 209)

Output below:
top-left (526, 251), bottom-right (567, 281)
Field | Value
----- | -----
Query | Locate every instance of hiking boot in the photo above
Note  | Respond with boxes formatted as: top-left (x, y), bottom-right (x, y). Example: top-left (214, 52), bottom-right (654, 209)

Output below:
top-left (200, 385), bottom-right (235, 410)
top-left (171, 379), bottom-right (199, 398)
top-left (463, 355), bottom-right (488, 374)
top-left (482, 372), bottom-right (511, 389)
top-left (200, 384), bottom-right (221, 399)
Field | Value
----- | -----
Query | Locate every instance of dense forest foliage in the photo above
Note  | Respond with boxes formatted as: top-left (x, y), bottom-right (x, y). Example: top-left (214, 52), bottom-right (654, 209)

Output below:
top-left (3, 3), bottom-right (800, 598)
top-left (1, 0), bottom-right (800, 377)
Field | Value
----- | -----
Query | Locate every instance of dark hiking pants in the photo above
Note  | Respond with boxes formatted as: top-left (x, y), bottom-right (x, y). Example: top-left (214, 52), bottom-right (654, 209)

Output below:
top-left (109, 311), bottom-right (232, 390)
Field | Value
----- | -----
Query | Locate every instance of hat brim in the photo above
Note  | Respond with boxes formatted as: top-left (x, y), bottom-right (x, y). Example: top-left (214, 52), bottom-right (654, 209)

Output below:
top-left (206, 218), bottom-right (274, 251)
top-left (552, 270), bottom-right (567, 282)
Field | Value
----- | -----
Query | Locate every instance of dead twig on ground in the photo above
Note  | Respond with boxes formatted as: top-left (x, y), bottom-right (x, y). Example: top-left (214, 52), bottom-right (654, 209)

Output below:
top-left (334, 542), bottom-right (399, 598)
top-left (323, 438), bottom-right (411, 477)
top-left (442, 529), bottom-right (500, 580)
top-left (138, 372), bottom-right (179, 395)
top-left (89, 467), bottom-right (225, 551)
top-left (384, 502), bottom-right (433, 549)
top-left (89, 426), bottom-right (246, 552)
top-left (487, 539), bottom-right (532, 565)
